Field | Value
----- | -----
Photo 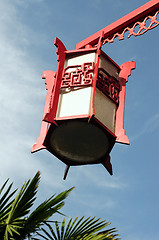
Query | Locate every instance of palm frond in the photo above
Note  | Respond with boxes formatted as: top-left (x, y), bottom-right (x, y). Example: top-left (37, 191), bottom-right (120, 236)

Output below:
top-left (0, 172), bottom-right (40, 239)
top-left (18, 187), bottom-right (74, 239)
top-left (8, 171), bottom-right (40, 222)
top-left (0, 179), bottom-right (17, 221)
top-left (3, 171), bottom-right (40, 233)
top-left (0, 172), bottom-right (74, 240)
top-left (0, 178), bottom-right (18, 239)
top-left (37, 216), bottom-right (120, 240)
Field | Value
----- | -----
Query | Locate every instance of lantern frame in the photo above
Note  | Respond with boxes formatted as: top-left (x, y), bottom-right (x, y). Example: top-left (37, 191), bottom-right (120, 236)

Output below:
top-left (31, 36), bottom-right (135, 178)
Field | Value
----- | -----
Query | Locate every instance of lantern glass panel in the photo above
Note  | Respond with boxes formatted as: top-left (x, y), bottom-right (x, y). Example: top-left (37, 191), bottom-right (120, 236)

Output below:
top-left (64, 52), bottom-right (96, 67)
top-left (56, 87), bottom-right (92, 118)
top-left (56, 51), bottom-right (96, 119)
top-left (99, 53), bottom-right (120, 79)
top-left (94, 88), bottom-right (117, 134)
top-left (94, 51), bottom-right (120, 134)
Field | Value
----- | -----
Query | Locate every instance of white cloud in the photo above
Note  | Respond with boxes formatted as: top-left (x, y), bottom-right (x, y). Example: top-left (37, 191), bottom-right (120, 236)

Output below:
top-left (0, 1), bottom-right (45, 183)
top-left (0, 1), bottom-right (69, 198)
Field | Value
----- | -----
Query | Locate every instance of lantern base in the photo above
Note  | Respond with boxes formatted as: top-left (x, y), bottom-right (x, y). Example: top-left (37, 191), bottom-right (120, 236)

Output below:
top-left (43, 119), bottom-right (115, 166)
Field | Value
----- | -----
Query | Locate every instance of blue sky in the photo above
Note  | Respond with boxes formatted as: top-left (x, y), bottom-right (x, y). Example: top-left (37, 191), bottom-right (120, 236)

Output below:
top-left (0, 0), bottom-right (159, 239)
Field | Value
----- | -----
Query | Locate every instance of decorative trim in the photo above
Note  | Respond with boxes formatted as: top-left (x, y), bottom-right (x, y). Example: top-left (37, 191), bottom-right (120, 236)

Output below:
top-left (101, 10), bottom-right (159, 45)
top-left (97, 68), bottom-right (120, 105)
top-left (61, 62), bottom-right (95, 88)
top-left (76, 1), bottom-right (159, 49)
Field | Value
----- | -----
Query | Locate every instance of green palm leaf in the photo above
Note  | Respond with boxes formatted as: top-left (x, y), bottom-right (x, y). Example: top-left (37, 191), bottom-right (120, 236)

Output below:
top-left (3, 172), bottom-right (41, 239)
top-left (0, 179), bottom-right (18, 238)
top-left (0, 172), bottom-right (73, 240)
top-left (18, 187), bottom-right (74, 240)
top-left (36, 216), bottom-right (120, 240)
top-left (0, 179), bottom-right (17, 219)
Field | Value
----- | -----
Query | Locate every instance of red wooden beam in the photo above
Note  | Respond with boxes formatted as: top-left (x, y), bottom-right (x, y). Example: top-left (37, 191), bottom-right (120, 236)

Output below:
top-left (76, 0), bottom-right (159, 49)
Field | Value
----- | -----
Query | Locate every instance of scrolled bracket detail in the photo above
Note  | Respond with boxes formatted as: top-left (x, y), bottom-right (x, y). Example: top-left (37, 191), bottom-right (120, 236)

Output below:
top-left (100, 10), bottom-right (159, 46)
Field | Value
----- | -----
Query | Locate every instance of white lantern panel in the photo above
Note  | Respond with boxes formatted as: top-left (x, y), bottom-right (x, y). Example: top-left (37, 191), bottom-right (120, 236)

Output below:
top-left (94, 88), bottom-right (117, 134)
top-left (99, 54), bottom-right (119, 79)
top-left (56, 87), bottom-right (92, 118)
top-left (65, 52), bottom-right (96, 67)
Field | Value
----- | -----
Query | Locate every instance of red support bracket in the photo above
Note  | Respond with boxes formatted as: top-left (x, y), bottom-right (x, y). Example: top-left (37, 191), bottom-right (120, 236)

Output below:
top-left (76, 0), bottom-right (159, 49)
top-left (115, 61), bottom-right (136, 144)
top-left (43, 38), bottom-right (67, 123)
top-left (31, 70), bottom-right (56, 153)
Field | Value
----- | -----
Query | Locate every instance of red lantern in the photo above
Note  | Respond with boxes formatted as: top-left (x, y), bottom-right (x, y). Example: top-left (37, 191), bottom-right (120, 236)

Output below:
top-left (31, 36), bottom-right (135, 179)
